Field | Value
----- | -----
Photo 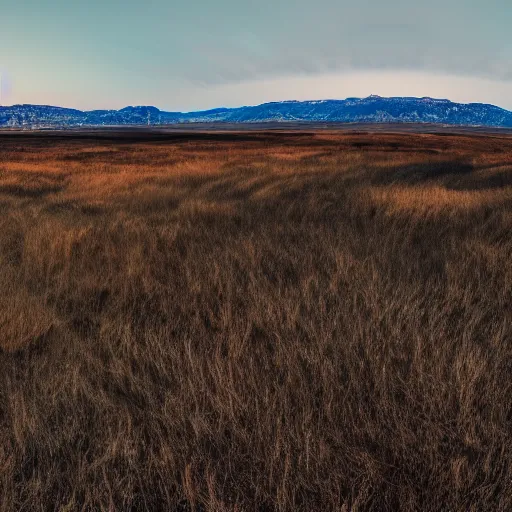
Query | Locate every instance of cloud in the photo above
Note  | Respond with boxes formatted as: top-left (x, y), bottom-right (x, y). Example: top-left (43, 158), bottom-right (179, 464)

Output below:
top-left (185, 37), bottom-right (512, 88)
top-left (180, 1), bottom-right (512, 87)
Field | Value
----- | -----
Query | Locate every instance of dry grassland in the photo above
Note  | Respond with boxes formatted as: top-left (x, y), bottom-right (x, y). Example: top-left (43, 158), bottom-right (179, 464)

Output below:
top-left (0, 129), bottom-right (511, 511)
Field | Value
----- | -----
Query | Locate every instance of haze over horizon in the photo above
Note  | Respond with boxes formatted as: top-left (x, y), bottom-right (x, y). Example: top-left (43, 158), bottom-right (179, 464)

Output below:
top-left (1, 0), bottom-right (511, 111)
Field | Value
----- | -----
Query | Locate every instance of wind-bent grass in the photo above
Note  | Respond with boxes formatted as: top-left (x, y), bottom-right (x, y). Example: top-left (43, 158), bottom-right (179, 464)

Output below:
top-left (0, 130), bottom-right (511, 511)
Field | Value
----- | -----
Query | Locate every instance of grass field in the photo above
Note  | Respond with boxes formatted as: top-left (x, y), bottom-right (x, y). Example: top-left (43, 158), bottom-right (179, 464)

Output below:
top-left (0, 129), bottom-right (511, 511)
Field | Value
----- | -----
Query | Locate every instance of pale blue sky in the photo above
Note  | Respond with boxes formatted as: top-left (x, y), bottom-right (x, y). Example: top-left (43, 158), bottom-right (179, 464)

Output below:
top-left (1, 0), bottom-right (511, 110)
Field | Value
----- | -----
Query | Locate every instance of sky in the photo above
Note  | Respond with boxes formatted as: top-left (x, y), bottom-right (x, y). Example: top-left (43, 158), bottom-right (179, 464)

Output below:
top-left (1, 0), bottom-right (511, 111)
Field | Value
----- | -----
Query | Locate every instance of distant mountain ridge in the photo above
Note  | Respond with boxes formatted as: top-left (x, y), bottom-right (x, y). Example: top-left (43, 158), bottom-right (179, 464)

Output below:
top-left (2, 95), bottom-right (512, 128)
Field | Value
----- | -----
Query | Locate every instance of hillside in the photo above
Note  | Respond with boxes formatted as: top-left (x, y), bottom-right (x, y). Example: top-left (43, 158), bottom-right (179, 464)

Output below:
top-left (2, 96), bottom-right (512, 128)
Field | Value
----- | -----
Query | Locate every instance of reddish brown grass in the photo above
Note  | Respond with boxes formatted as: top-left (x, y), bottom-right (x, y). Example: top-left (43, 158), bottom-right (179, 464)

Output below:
top-left (0, 130), bottom-right (511, 511)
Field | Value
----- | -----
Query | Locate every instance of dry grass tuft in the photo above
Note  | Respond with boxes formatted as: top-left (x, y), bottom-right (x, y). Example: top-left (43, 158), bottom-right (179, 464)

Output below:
top-left (367, 185), bottom-right (512, 214)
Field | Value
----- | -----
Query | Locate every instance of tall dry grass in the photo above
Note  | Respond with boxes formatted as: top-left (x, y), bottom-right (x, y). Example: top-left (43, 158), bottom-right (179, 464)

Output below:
top-left (0, 130), bottom-right (511, 511)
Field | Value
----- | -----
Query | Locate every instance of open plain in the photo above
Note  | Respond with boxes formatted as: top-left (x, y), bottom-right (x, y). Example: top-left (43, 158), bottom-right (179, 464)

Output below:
top-left (0, 127), bottom-right (511, 510)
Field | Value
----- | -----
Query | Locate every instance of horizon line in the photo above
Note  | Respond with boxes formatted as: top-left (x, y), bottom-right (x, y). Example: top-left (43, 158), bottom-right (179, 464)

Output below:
top-left (1, 95), bottom-right (510, 114)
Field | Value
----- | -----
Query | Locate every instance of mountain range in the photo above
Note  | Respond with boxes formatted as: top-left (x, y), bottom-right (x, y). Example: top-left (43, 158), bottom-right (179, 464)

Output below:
top-left (1, 95), bottom-right (512, 128)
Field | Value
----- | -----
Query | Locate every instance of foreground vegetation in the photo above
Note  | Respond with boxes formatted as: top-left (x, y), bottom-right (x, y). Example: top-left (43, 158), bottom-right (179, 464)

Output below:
top-left (0, 129), bottom-right (511, 511)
